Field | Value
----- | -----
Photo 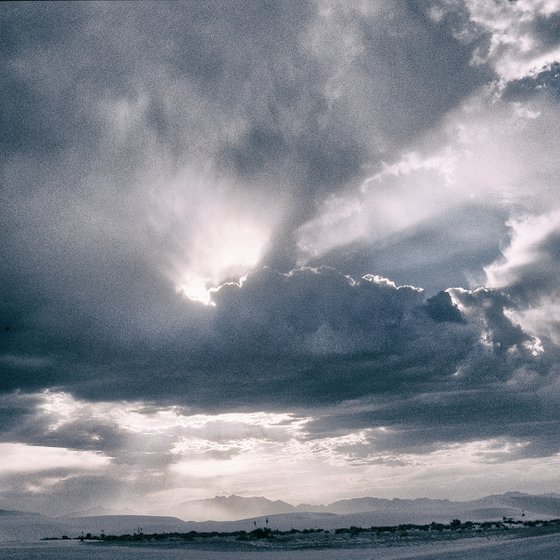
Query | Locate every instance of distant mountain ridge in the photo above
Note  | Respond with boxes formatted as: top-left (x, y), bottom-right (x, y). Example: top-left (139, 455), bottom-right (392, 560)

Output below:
top-left (173, 495), bottom-right (295, 521)
top-left (165, 492), bottom-right (560, 533)
top-left (170, 491), bottom-right (560, 522)
top-left (2, 492), bottom-right (560, 541)
top-left (298, 496), bottom-right (454, 514)
top-left (172, 495), bottom-right (455, 521)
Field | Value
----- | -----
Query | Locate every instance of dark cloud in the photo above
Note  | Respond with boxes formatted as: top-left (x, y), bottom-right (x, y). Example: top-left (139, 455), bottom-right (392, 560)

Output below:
top-left (503, 62), bottom-right (560, 100)
top-left (303, 342), bottom-right (559, 460)
top-left (0, 3), bottom-right (83, 55)
top-left (1, 2), bottom-right (560, 508)
top-left (453, 288), bottom-right (530, 354)
top-left (221, 125), bottom-right (290, 178)
top-left (0, 0), bottom-right (495, 350)
top-left (424, 291), bottom-right (464, 323)
top-left (0, 393), bottom-right (43, 434)
top-left (1, 266), bottom-right (548, 428)
top-left (351, 1), bottom-right (491, 145)
top-left (309, 203), bottom-right (510, 295)
top-left (12, 415), bottom-right (128, 454)
top-left (0, 1), bottom-right (494, 283)
top-left (532, 10), bottom-right (560, 49)
top-left (305, 377), bottom-right (560, 457)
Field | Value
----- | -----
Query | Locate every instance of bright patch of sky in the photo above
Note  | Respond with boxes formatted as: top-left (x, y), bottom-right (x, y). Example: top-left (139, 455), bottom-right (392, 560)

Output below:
top-left (3, 391), bottom-right (560, 515)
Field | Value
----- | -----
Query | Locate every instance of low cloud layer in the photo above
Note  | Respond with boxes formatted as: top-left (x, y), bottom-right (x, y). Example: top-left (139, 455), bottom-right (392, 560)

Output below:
top-left (1, 266), bottom-right (556, 452)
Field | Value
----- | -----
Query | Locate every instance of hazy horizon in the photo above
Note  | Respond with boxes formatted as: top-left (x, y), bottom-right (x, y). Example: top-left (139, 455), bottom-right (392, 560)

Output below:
top-left (2, 0), bottom-right (560, 518)
top-left (7, 488), bottom-right (560, 524)
top-left (23, 488), bottom-right (558, 517)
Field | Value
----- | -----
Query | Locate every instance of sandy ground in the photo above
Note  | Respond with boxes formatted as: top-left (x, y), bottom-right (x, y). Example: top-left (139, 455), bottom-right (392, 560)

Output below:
top-left (1, 532), bottom-right (560, 559)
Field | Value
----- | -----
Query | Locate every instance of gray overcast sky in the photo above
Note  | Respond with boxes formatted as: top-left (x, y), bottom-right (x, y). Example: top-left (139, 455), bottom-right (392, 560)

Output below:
top-left (2, 0), bottom-right (560, 516)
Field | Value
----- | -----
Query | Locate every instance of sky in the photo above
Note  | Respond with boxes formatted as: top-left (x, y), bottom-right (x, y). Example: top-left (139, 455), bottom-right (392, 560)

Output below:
top-left (1, 0), bottom-right (560, 517)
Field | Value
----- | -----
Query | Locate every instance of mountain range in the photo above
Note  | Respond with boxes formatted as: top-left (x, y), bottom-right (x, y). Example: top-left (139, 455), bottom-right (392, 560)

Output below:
top-left (2, 492), bottom-right (560, 541)
top-left (168, 491), bottom-right (560, 522)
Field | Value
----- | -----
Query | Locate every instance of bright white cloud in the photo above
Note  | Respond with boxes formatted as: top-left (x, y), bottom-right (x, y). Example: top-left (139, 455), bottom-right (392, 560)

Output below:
top-left (37, 391), bottom-right (305, 438)
top-left (295, 1), bottom-right (560, 270)
top-left (485, 211), bottom-right (560, 289)
top-left (465, 0), bottom-right (560, 82)
top-left (4, 390), bottom-right (560, 509)
top-left (295, 150), bottom-right (457, 262)
top-left (296, 89), bottom-right (560, 272)
top-left (362, 441), bottom-right (560, 501)
top-left (165, 435), bottom-right (560, 505)
top-left (485, 211), bottom-right (560, 344)
top-left (0, 443), bottom-right (110, 474)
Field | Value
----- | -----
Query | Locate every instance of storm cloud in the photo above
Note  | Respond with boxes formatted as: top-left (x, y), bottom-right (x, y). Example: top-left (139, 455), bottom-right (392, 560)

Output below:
top-left (2, 0), bottom-right (560, 512)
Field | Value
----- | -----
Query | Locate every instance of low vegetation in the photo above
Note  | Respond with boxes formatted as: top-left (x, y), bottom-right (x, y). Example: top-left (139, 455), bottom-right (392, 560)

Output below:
top-left (42, 517), bottom-right (560, 549)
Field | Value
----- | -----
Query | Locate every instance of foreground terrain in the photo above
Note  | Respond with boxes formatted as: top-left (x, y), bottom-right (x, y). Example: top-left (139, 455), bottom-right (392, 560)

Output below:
top-left (1, 531), bottom-right (560, 559)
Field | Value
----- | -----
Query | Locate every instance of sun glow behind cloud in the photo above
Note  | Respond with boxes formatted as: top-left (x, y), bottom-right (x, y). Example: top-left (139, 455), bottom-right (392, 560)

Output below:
top-left (147, 168), bottom-right (285, 305)
top-left (174, 216), bottom-right (264, 305)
